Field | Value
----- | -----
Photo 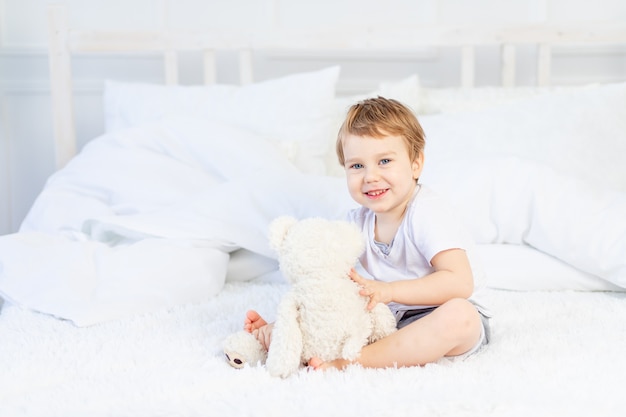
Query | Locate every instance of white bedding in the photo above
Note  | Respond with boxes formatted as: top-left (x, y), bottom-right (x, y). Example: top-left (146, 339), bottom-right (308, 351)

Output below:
top-left (0, 117), bottom-right (356, 325)
top-left (1, 66), bottom-right (626, 416)
top-left (2, 68), bottom-right (626, 325)
top-left (1, 279), bottom-right (626, 417)
top-left (1, 110), bottom-right (624, 324)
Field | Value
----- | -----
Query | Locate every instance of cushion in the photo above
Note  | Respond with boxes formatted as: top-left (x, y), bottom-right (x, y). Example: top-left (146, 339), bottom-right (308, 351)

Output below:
top-left (103, 66), bottom-right (341, 175)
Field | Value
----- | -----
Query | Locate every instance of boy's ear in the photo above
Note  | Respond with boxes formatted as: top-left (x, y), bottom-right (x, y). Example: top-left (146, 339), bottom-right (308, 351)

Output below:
top-left (412, 152), bottom-right (424, 180)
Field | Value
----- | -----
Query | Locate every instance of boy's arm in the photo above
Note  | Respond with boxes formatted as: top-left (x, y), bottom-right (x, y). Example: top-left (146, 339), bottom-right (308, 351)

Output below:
top-left (351, 248), bottom-right (474, 310)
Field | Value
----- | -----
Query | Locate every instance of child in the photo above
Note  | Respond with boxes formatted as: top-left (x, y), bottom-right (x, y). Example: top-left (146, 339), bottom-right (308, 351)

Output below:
top-left (246, 96), bottom-right (490, 370)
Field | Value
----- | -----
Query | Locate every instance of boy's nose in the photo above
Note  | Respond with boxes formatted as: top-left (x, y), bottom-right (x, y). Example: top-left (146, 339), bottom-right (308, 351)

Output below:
top-left (364, 167), bottom-right (380, 182)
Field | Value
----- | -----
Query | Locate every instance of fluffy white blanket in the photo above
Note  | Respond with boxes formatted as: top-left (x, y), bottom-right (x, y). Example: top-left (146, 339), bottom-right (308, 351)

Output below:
top-left (1, 278), bottom-right (625, 417)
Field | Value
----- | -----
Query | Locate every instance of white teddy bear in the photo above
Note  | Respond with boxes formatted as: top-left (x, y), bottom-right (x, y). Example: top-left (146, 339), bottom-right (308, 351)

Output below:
top-left (223, 216), bottom-right (397, 377)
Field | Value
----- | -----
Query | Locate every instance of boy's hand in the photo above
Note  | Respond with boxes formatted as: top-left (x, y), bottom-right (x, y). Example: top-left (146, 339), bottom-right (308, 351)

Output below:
top-left (349, 268), bottom-right (393, 310)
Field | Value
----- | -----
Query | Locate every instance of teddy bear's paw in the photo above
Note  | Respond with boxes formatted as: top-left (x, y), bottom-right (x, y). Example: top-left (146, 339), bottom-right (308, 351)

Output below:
top-left (224, 350), bottom-right (248, 369)
top-left (222, 330), bottom-right (268, 369)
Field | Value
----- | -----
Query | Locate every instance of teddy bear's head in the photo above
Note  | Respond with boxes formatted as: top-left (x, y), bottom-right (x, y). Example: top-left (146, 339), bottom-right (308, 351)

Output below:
top-left (268, 216), bottom-right (365, 285)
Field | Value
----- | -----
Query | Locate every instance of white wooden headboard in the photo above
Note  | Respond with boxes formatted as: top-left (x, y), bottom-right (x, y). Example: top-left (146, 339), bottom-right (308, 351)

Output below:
top-left (47, 4), bottom-right (626, 170)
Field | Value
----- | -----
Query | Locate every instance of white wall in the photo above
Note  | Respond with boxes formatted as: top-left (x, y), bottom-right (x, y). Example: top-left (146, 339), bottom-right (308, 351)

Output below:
top-left (1, 0), bottom-right (625, 235)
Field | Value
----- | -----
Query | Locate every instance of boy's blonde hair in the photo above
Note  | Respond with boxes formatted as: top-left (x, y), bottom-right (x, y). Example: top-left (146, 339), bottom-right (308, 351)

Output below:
top-left (336, 96), bottom-right (425, 166)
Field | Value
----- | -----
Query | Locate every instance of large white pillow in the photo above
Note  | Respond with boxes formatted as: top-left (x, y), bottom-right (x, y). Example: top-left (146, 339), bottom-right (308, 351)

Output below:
top-left (416, 84), bottom-right (597, 115)
top-left (420, 82), bottom-right (626, 192)
top-left (423, 156), bottom-right (626, 290)
top-left (103, 66), bottom-right (340, 175)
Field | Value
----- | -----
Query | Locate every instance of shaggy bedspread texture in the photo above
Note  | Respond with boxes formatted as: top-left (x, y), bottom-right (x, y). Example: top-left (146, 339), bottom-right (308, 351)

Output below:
top-left (1, 278), bottom-right (625, 417)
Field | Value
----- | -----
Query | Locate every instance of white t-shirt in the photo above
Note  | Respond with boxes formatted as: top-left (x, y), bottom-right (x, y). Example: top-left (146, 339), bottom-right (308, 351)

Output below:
top-left (347, 184), bottom-right (480, 315)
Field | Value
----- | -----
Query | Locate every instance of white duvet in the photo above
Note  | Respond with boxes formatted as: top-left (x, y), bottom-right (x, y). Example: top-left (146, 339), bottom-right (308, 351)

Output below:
top-left (0, 118), bottom-right (358, 325)
top-left (1, 114), bottom-right (625, 326)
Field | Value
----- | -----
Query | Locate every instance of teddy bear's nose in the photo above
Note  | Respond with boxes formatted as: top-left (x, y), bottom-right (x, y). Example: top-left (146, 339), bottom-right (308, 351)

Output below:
top-left (234, 359), bottom-right (242, 365)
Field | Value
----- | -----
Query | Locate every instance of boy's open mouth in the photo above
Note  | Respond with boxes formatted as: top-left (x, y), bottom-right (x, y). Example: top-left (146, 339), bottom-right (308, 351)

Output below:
top-left (365, 189), bottom-right (388, 198)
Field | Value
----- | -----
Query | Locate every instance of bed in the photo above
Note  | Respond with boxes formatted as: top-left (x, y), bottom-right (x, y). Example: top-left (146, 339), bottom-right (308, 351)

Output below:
top-left (1, 4), bottom-right (626, 416)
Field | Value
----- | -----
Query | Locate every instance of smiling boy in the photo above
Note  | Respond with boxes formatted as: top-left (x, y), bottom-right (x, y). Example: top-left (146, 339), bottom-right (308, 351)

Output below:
top-left (248, 97), bottom-right (490, 370)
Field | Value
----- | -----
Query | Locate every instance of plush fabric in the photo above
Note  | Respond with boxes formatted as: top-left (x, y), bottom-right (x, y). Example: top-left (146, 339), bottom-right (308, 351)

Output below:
top-left (104, 66), bottom-right (341, 175)
top-left (261, 216), bottom-right (396, 377)
top-left (1, 280), bottom-right (625, 417)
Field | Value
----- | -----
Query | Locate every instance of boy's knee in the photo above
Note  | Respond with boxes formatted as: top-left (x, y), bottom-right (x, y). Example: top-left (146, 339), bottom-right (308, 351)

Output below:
top-left (439, 298), bottom-right (480, 334)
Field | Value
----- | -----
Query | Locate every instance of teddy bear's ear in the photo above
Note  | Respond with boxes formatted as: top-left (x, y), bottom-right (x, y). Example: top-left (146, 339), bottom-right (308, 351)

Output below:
top-left (268, 216), bottom-right (297, 252)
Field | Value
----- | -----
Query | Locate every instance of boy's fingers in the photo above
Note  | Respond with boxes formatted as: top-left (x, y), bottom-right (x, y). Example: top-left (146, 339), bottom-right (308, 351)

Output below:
top-left (349, 269), bottom-right (366, 284)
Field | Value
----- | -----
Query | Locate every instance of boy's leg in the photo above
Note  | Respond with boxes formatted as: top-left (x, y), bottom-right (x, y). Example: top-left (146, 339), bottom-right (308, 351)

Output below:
top-left (310, 298), bottom-right (482, 370)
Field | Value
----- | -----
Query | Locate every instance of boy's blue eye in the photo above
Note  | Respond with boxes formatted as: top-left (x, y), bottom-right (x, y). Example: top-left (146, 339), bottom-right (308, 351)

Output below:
top-left (350, 163), bottom-right (363, 169)
top-left (380, 159), bottom-right (391, 165)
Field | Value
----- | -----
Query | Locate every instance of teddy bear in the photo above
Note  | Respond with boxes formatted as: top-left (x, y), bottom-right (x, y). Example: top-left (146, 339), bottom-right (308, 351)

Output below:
top-left (223, 216), bottom-right (397, 377)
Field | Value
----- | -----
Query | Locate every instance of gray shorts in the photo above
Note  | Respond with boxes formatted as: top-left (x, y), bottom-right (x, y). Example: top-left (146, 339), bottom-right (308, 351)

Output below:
top-left (396, 302), bottom-right (491, 359)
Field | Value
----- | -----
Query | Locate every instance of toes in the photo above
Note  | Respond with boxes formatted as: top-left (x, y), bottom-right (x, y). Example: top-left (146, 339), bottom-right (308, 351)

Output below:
top-left (246, 310), bottom-right (261, 322)
top-left (308, 357), bottom-right (324, 370)
top-left (245, 310), bottom-right (268, 329)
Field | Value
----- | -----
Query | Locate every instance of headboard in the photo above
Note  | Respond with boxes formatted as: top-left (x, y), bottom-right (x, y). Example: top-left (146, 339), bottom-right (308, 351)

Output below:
top-left (47, 4), bottom-right (626, 170)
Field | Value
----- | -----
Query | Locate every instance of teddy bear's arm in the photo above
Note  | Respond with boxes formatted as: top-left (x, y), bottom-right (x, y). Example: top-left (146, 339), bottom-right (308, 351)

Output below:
top-left (368, 303), bottom-right (398, 343)
top-left (223, 331), bottom-right (267, 369)
top-left (265, 293), bottom-right (304, 378)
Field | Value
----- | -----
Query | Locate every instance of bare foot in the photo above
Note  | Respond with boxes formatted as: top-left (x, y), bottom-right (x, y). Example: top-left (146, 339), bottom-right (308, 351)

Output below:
top-left (244, 310), bottom-right (273, 351)
top-left (308, 356), bottom-right (352, 371)
top-left (244, 310), bottom-right (267, 333)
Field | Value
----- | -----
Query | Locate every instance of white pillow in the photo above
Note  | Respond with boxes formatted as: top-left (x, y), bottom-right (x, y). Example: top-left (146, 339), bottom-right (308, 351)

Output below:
top-left (478, 244), bottom-right (623, 291)
top-left (424, 156), bottom-right (626, 290)
top-left (225, 249), bottom-right (278, 283)
top-left (420, 82), bottom-right (626, 192)
top-left (416, 84), bottom-right (597, 115)
top-left (103, 66), bottom-right (341, 175)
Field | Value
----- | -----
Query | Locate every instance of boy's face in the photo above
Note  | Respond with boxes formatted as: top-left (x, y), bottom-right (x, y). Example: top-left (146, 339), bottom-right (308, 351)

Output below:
top-left (342, 133), bottom-right (423, 221)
